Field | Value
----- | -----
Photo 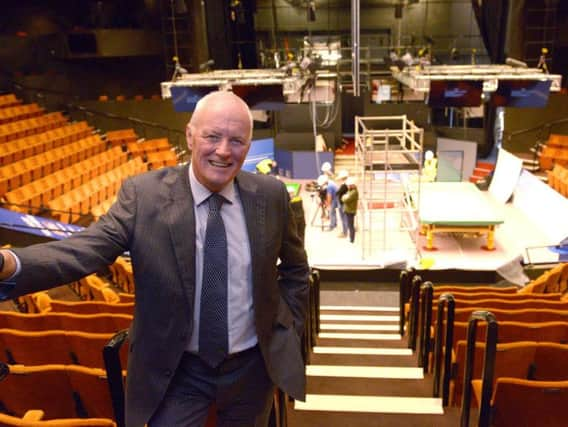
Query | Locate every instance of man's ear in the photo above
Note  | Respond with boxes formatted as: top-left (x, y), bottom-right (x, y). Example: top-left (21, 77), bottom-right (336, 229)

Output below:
top-left (186, 125), bottom-right (193, 150)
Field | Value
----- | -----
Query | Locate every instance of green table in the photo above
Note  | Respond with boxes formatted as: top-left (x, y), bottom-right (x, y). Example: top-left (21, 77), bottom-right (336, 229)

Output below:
top-left (418, 182), bottom-right (504, 250)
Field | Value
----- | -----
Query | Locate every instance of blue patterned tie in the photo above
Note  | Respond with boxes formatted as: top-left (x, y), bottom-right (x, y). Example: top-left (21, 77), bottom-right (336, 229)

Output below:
top-left (199, 193), bottom-right (228, 367)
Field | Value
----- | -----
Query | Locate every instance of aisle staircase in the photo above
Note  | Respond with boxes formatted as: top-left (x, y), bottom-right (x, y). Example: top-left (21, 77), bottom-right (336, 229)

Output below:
top-left (288, 302), bottom-right (462, 426)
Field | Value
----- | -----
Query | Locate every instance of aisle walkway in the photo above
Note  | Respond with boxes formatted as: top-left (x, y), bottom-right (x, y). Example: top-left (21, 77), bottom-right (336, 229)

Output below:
top-left (287, 290), bottom-right (462, 426)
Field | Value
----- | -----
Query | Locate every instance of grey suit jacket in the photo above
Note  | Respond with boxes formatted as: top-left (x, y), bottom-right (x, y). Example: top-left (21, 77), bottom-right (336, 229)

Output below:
top-left (8, 164), bottom-right (310, 427)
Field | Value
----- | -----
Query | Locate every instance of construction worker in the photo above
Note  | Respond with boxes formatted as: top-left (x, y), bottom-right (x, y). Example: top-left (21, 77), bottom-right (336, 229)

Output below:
top-left (256, 158), bottom-right (278, 175)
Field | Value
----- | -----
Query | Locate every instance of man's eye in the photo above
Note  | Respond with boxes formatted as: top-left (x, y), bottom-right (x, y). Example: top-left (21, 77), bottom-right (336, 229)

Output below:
top-left (231, 139), bottom-right (244, 146)
top-left (205, 134), bottom-right (220, 142)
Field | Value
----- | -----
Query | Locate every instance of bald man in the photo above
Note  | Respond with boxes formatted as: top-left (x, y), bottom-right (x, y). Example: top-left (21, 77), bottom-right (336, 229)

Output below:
top-left (0, 91), bottom-right (309, 427)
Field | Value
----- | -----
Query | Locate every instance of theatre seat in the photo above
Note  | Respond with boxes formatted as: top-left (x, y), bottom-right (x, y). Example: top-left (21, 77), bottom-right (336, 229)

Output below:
top-left (452, 341), bottom-right (536, 406)
top-left (0, 410), bottom-right (116, 426)
top-left (0, 329), bottom-right (70, 365)
top-left (0, 328), bottom-right (128, 369)
top-left (0, 364), bottom-right (78, 419)
top-left (0, 311), bottom-right (132, 334)
top-left (472, 378), bottom-right (568, 427)
top-left (48, 300), bottom-right (134, 316)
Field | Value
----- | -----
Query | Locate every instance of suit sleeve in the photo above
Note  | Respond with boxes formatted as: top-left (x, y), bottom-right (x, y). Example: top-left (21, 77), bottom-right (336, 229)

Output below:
top-left (277, 184), bottom-right (310, 337)
top-left (7, 178), bottom-right (137, 298)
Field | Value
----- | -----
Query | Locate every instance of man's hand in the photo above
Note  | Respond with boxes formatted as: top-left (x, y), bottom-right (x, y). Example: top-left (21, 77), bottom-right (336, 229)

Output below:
top-left (0, 250), bottom-right (17, 281)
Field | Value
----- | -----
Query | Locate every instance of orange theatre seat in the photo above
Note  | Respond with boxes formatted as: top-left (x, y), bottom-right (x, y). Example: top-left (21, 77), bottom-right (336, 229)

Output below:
top-left (0, 329), bottom-right (129, 370)
top-left (480, 378), bottom-right (568, 427)
top-left (0, 410), bottom-right (116, 426)
top-left (0, 311), bottom-right (132, 334)
top-left (0, 363), bottom-right (117, 421)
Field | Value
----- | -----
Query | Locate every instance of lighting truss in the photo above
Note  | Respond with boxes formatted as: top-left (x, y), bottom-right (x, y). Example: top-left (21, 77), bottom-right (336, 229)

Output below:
top-left (392, 64), bottom-right (562, 93)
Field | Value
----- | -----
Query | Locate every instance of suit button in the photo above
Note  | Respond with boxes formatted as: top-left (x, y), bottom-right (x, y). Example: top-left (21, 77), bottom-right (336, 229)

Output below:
top-left (179, 333), bottom-right (187, 342)
top-left (164, 369), bottom-right (172, 377)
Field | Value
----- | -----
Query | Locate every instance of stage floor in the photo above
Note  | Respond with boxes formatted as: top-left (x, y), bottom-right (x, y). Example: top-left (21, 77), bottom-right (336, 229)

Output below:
top-left (301, 187), bottom-right (551, 273)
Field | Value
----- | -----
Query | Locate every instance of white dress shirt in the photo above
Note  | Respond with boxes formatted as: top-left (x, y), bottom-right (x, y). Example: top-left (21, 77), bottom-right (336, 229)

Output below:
top-left (187, 165), bottom-right (257, 354)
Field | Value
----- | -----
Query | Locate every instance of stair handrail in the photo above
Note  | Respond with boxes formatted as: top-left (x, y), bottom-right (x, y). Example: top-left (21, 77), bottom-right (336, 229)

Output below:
top-left (311, 268), bottom-right (321, 335)
top-left (432, 293), bottom-right (455, 406)
top-left (459, 311), bottom-right (498, 427)
top-left (103, 329), bottom-right (129, 427)
top-left (399, 267), bottom-right (416, 336)
top-left (408, 274), bottom-right (423, 351)
top-left (418, 281), bottom-right (434, 371)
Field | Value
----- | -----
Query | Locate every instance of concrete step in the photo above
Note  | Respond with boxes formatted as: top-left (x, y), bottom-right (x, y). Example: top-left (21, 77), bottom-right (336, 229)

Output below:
top-left (289, 402), bottom-right (459, 427)
top-left (306, 375), bottom-right (433, 398)
top-left (315, 334), bottom-right (409, 349)
top-left (294, 393), bottom-right (443, 415)
top-left (320, 313), bottom-right (400, 323)
top-left (309, 351), bottom-right (418, 367)
top-left (321, 305), bottom-right (399, 313)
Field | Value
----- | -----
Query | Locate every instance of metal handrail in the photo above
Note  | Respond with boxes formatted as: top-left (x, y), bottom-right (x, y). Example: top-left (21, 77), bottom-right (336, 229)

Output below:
top-left (311, 268), bottom-right (321, 335)
top-left (103, 329), bottom-right (129, 427)
top-left (398, 267), bottom-right (416, 337)
top-left (459, 311), bottom-right (498, 427)
top-left (408, 274), bottom-right (423, 351)
top-left (433, 293), bottom-right (456, 406)
top-left (418, 281), bottom-right (433, 371)
top-left (505, 116), bottom-right (568, 141)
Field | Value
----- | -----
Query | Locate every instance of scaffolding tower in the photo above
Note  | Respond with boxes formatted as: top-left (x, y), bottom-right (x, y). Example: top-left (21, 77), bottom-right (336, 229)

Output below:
top-left (354, 115), bottom-right (423, 264)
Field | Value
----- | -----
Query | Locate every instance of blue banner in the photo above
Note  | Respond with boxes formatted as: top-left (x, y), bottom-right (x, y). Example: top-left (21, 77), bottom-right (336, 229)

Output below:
top-left (243, 138), bottom-right (275, 173)
top-left (0, 208), bottom-right (84, 240)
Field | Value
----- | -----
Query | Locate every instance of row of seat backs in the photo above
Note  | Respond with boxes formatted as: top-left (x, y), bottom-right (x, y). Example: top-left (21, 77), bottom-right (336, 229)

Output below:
top-left (0, 328), bottom-right (128, 370)
top-left (0, 121), bottom-right (92, 165)
top-left (547, 163), bottom-right (568, 198)
top-left (449, 320), bottom-right (568, 356)
top-left (433, 305), bottom-right (568, 408)
top-left (26, 292), bottom-right (133, 316)
top-left (108, 258), bottom-right (134, 294)
top-left (2, 145), bottom-right (125, 212)
top-left (0, 409), bottom-right (116, 426)
top-left (0, 311), bottom-right (132, 334)
top-left (105, 129), bottom-right (137, 147)
top-left (126, 138), bottom-right (170, 155)
top-left (47, 157), bottom-right (145, 223)
top-left (0, 94), bottom-right (20, 108)
top-left (452, 340), bottom-right (568, 405)
top-left (0, 134), bottom-right (106, 196)
top-left (0, 103), bottom-right (44, 124)
top-left (519, 262), bottom-right (568, 294)
top-left (0, 112), bottom-right (67, 142)
top-left (0, 363), bottom-right (118, 421)
top-left (403, 284), bottom-right (519, 325)
top-left (431, 297), bottom-right (568, 327)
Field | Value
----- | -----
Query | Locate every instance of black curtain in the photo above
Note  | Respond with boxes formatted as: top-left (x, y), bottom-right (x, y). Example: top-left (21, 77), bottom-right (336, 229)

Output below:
top-left (471, 0), bottom-right (510, 157)
top-left (471, 0), bottom-right (509, 63)
top-left (204, 0), bottom-right (235, 69)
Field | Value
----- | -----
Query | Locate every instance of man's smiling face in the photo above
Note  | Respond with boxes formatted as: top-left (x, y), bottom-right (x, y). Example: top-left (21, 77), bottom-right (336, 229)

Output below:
top-left (187, 92), bottom-right (252, 192)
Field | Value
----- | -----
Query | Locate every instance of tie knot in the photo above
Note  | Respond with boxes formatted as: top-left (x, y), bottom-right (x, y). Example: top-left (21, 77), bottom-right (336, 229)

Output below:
top-left (208, 193), bottom-right (225, 213)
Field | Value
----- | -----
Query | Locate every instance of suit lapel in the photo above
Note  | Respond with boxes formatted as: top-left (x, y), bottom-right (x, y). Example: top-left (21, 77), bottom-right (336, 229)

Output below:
top-left (236, 172), bottom-right (265, 299)
top-left (166, 164), bottom-right (197, 310)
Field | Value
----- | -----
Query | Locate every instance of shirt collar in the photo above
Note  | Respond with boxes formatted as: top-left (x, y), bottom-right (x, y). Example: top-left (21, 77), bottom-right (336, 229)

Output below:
top-left (189, 163), bottom-right (236, 207)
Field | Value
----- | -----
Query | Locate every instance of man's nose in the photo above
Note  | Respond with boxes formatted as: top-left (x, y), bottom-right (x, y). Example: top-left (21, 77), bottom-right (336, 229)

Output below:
top-left (216, 139), bottom-right (231, 156)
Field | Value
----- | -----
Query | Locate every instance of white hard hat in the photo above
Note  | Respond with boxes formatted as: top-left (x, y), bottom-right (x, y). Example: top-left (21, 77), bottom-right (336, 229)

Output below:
top-left (337, 169), bottom-right (349, 180)
top-left (321, 162), bottom-right (332, 172)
